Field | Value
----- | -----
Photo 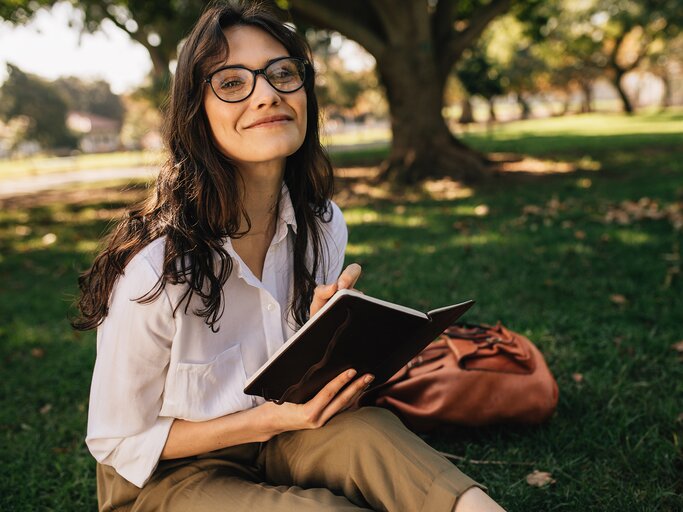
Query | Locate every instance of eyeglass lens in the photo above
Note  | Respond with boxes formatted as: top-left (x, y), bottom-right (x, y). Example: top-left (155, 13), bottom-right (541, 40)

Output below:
top-left (209, 58), bottom-right (305, 102)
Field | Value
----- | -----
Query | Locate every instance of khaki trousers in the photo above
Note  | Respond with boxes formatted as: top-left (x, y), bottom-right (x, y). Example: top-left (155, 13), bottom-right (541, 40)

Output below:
top-left (97, 407), bottom-right (483, 511)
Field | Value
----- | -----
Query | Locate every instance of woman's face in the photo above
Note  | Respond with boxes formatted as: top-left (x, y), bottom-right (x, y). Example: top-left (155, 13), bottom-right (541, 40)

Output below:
top-left (203, 25), bottom-right (308, 172)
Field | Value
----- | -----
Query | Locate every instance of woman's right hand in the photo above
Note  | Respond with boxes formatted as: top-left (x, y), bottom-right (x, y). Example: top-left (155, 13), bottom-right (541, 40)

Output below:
top-left (256, 368), bottom-right (374, 440)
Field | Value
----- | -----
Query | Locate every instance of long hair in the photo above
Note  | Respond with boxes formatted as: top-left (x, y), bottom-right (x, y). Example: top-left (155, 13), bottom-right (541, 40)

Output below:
top-left (72, 1), bottom-right (335, 332)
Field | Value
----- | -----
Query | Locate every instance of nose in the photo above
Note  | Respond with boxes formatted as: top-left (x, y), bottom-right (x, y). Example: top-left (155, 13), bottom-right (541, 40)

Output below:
top-left (251, 72), bottom-right (281, 107)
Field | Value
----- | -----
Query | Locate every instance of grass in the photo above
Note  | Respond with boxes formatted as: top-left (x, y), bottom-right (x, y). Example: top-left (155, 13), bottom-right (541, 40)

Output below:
top-left (0, 150), bottom-right (165, 180)
top-left (1, 111), bottom-right (682, 510)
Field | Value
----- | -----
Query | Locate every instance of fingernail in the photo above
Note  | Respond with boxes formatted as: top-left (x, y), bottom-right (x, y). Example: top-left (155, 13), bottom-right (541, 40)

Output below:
top-left (347, 369), bottom-right (357, 378)
top-left (364, 375), bottom-right (374, 384)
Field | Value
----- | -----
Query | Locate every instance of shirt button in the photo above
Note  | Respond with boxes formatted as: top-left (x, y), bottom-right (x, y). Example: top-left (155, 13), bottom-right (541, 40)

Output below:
top-left (266, 303), bottom-right (275, 311)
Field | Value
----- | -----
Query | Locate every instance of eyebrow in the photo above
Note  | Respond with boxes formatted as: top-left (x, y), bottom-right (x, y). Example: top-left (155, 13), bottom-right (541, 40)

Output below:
top-left (222, 55), bottom-right (290, 69)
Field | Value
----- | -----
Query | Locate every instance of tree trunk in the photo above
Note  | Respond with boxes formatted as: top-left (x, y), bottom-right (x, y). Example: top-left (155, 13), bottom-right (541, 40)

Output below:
top-left (659, 71), bottom-right (672, 109)
top-left (487, 97), bottom-right (497, 121)
top-left (459, 96), bottom-right (475, 124)
top-left (579, 80), bottom-right (593, 113)
top-left (560, 91), bottom-right (570, 116)
top-left (613, 70), bottom-right (634, 114)
top-left (375, 48), bottom-right (488, 184)
top-left (517, 93), bottom-right (531, 120)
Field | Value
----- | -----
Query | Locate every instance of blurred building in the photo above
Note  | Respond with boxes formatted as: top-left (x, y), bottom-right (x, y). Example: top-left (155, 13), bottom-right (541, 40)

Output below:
top-left (66, 111), bottom-right (121, 153)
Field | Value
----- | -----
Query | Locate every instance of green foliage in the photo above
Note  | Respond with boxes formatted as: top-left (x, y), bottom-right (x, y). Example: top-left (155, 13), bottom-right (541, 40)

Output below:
top-left (54, 77), bottom-right (125, 122)
top-left (456, 48), bottom-right (503, 100)
top-left (0, 64), bottom-right (78, 150)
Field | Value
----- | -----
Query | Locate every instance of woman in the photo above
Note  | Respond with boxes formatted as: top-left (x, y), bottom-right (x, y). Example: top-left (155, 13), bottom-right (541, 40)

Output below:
top-left (74, 2), bottom-right (505, 511)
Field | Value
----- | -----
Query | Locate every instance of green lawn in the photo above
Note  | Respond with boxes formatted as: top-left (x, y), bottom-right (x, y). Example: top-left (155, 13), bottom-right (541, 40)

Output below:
top-left (1, 111), bottom-right (682, 510)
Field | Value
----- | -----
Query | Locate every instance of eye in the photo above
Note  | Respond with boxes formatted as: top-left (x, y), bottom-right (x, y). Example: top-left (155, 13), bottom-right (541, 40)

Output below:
top-left (219, 77), bottom-right (246, 90)
top-left (269, 67), bottom-right (296, 83)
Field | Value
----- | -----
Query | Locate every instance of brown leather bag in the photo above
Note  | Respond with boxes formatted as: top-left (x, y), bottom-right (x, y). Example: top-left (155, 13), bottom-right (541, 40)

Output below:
top-left (360, 322), bottom-right (559, 432)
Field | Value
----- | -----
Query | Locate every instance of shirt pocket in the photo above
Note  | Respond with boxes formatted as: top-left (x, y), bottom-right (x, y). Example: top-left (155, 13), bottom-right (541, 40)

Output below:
top-left (165, 344), bottom-right (253, 421)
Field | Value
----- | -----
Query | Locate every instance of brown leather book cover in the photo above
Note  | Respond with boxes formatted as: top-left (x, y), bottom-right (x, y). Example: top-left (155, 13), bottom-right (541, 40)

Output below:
top-left (243, 289), bottom-right (474, 404)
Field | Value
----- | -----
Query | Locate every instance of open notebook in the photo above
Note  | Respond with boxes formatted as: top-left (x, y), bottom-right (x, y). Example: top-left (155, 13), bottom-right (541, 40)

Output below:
top-left (244, 289), bottom-right (475, 404)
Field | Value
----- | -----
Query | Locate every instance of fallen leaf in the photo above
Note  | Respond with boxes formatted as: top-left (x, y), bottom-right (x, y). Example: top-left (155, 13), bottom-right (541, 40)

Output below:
top-left (523, 205), bottom-right (542, 216)
top-left (39, 404), bottom-right (52, 415)
top-left (526, 470), bottom-right (556, 487)
top-left (671, 341), bottom-right (683, 353)
top-left (15, 225), bottom-right (31, 236)
top-left (676, 413), bottom-right (683, 424)
top-left (574, 230), bottom-right (586, 240)
top-left (572, 373), bottom-right (584, 383)
top-left (474, 204), bottom-right (489, 217)
top-left (30, 347), bottom-right (45, 358)
top-left (610, 294), bottom-right (628, 305)
top-left (42, 233), bottom-right (57, 245)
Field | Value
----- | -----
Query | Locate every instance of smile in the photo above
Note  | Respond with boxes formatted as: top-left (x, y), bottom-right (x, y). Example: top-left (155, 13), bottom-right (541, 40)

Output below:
top-left (245, 115), bottom-right (293, 128)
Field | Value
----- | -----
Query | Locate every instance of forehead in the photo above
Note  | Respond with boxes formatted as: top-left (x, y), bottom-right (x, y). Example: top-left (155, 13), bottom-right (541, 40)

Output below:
top-left (222, 25), bottom-right (290, 67)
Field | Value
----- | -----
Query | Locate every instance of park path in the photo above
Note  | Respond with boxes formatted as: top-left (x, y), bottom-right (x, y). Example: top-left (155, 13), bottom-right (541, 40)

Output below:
top-left (0, 166), bottom-right (158, 199)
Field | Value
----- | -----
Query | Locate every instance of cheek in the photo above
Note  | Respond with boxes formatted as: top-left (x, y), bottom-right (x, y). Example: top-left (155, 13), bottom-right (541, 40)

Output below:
top-left (295, 94), bottom-right (308, 136)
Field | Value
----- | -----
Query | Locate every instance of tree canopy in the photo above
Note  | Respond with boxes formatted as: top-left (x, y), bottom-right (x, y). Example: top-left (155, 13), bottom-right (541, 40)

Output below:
top-left (2, 0), bottom-right (522, 182)
top-left (0, 64), bottom-right (77, 150)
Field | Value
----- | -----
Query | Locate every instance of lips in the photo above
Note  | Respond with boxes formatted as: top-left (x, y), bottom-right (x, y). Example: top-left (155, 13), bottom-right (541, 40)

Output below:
top-left (245, 115), bottom-right (293, 128)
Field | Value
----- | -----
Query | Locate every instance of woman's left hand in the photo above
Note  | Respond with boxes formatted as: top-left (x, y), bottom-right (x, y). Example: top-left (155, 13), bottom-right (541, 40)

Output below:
top-left (309, 263), bottom-right (362, 317)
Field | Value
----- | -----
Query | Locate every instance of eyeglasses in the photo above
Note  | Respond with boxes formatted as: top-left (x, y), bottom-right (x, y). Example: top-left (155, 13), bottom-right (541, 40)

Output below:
top-left (204, 57), bottom-right (308, 103)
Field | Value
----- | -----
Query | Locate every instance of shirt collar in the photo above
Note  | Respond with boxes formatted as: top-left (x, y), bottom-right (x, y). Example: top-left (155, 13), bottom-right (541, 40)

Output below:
top-left (278, 182), bottom-right (297, 235)
top-left (221, 182), bottom-right (297, 284)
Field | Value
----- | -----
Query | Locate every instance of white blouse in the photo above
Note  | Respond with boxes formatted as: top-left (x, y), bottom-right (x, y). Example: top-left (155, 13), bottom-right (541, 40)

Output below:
top-left (85, 184), bottom-right (347, 488)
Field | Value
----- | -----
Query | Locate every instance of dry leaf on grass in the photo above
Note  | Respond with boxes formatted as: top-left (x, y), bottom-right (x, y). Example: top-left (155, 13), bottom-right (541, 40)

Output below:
top-left (41, 233), bottom-right (57, 245)
top-left (474, 204), bottom-right (490, 216)
top-left (610, 294), bottom-right (628, 305)
top-left (526, 470), bottom-right (556, 487)
top-left (671, 341), bottom-right (683, 353)
top-left (30, 347), bottom-right (45, 358)
top-left (572, 373), bottom-right (584, 383)
top-left (604, 198), bottom-right (683, 230)
top-left (39, 404), bottom-right (52, 415)
top-left (574, 230), bottom-right (586, 240)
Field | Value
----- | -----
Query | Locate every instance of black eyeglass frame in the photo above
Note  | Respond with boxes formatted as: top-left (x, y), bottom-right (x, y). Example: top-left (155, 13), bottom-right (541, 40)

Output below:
top-left (204, 56), bottom-right (310, 103)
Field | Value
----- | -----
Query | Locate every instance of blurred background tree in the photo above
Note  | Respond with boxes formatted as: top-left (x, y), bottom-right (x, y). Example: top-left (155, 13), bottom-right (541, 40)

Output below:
top-left (53, 77), bottom-right (124, 123)
top-left (0, 64), bottom-right (77, 151)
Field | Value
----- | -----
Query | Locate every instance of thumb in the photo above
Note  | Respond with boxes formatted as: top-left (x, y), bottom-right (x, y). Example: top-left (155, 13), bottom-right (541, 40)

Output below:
top-left (309, 282), bottom-right (338, 315)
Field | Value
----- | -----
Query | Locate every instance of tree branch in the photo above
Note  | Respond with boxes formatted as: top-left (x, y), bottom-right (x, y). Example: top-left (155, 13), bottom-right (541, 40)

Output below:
top-left (369, 0), bottom-right (410, 45)
top-left (288, 0), bottom-right (386, 57)
top-left (438, 0), bottom-right (513, 76)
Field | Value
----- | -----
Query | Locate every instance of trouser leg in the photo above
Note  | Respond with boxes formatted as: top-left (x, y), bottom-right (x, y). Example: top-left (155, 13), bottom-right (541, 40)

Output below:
top-left (98, 444), bottom-right (371, 512)
top-left (259, 406), bottom-right (483, 512)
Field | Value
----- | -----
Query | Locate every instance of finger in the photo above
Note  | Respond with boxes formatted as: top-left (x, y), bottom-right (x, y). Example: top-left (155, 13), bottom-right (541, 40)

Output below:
top-left (320, 373), bottom-right (374, 424)
top-left (309, 282), bottom-right (338, 316)
top-left (307, 368), bottom-right (358, 413)
top-left (337, 263), bottom-right (362, 290)
top-left (338, 379), bottom-right (372, 413)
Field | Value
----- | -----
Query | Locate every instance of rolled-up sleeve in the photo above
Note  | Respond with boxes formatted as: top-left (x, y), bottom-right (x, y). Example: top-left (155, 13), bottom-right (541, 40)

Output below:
top-left (85, 253), bottom-right (176, 488)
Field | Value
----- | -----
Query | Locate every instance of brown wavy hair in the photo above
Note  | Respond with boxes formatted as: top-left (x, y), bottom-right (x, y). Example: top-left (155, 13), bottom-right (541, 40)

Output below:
top-left (71, 1), bottom-right (335, 332)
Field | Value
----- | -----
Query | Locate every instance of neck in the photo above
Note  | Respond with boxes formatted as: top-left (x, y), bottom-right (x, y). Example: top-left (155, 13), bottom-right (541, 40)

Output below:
top-left (236, 160), bottom-right (285, 235)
